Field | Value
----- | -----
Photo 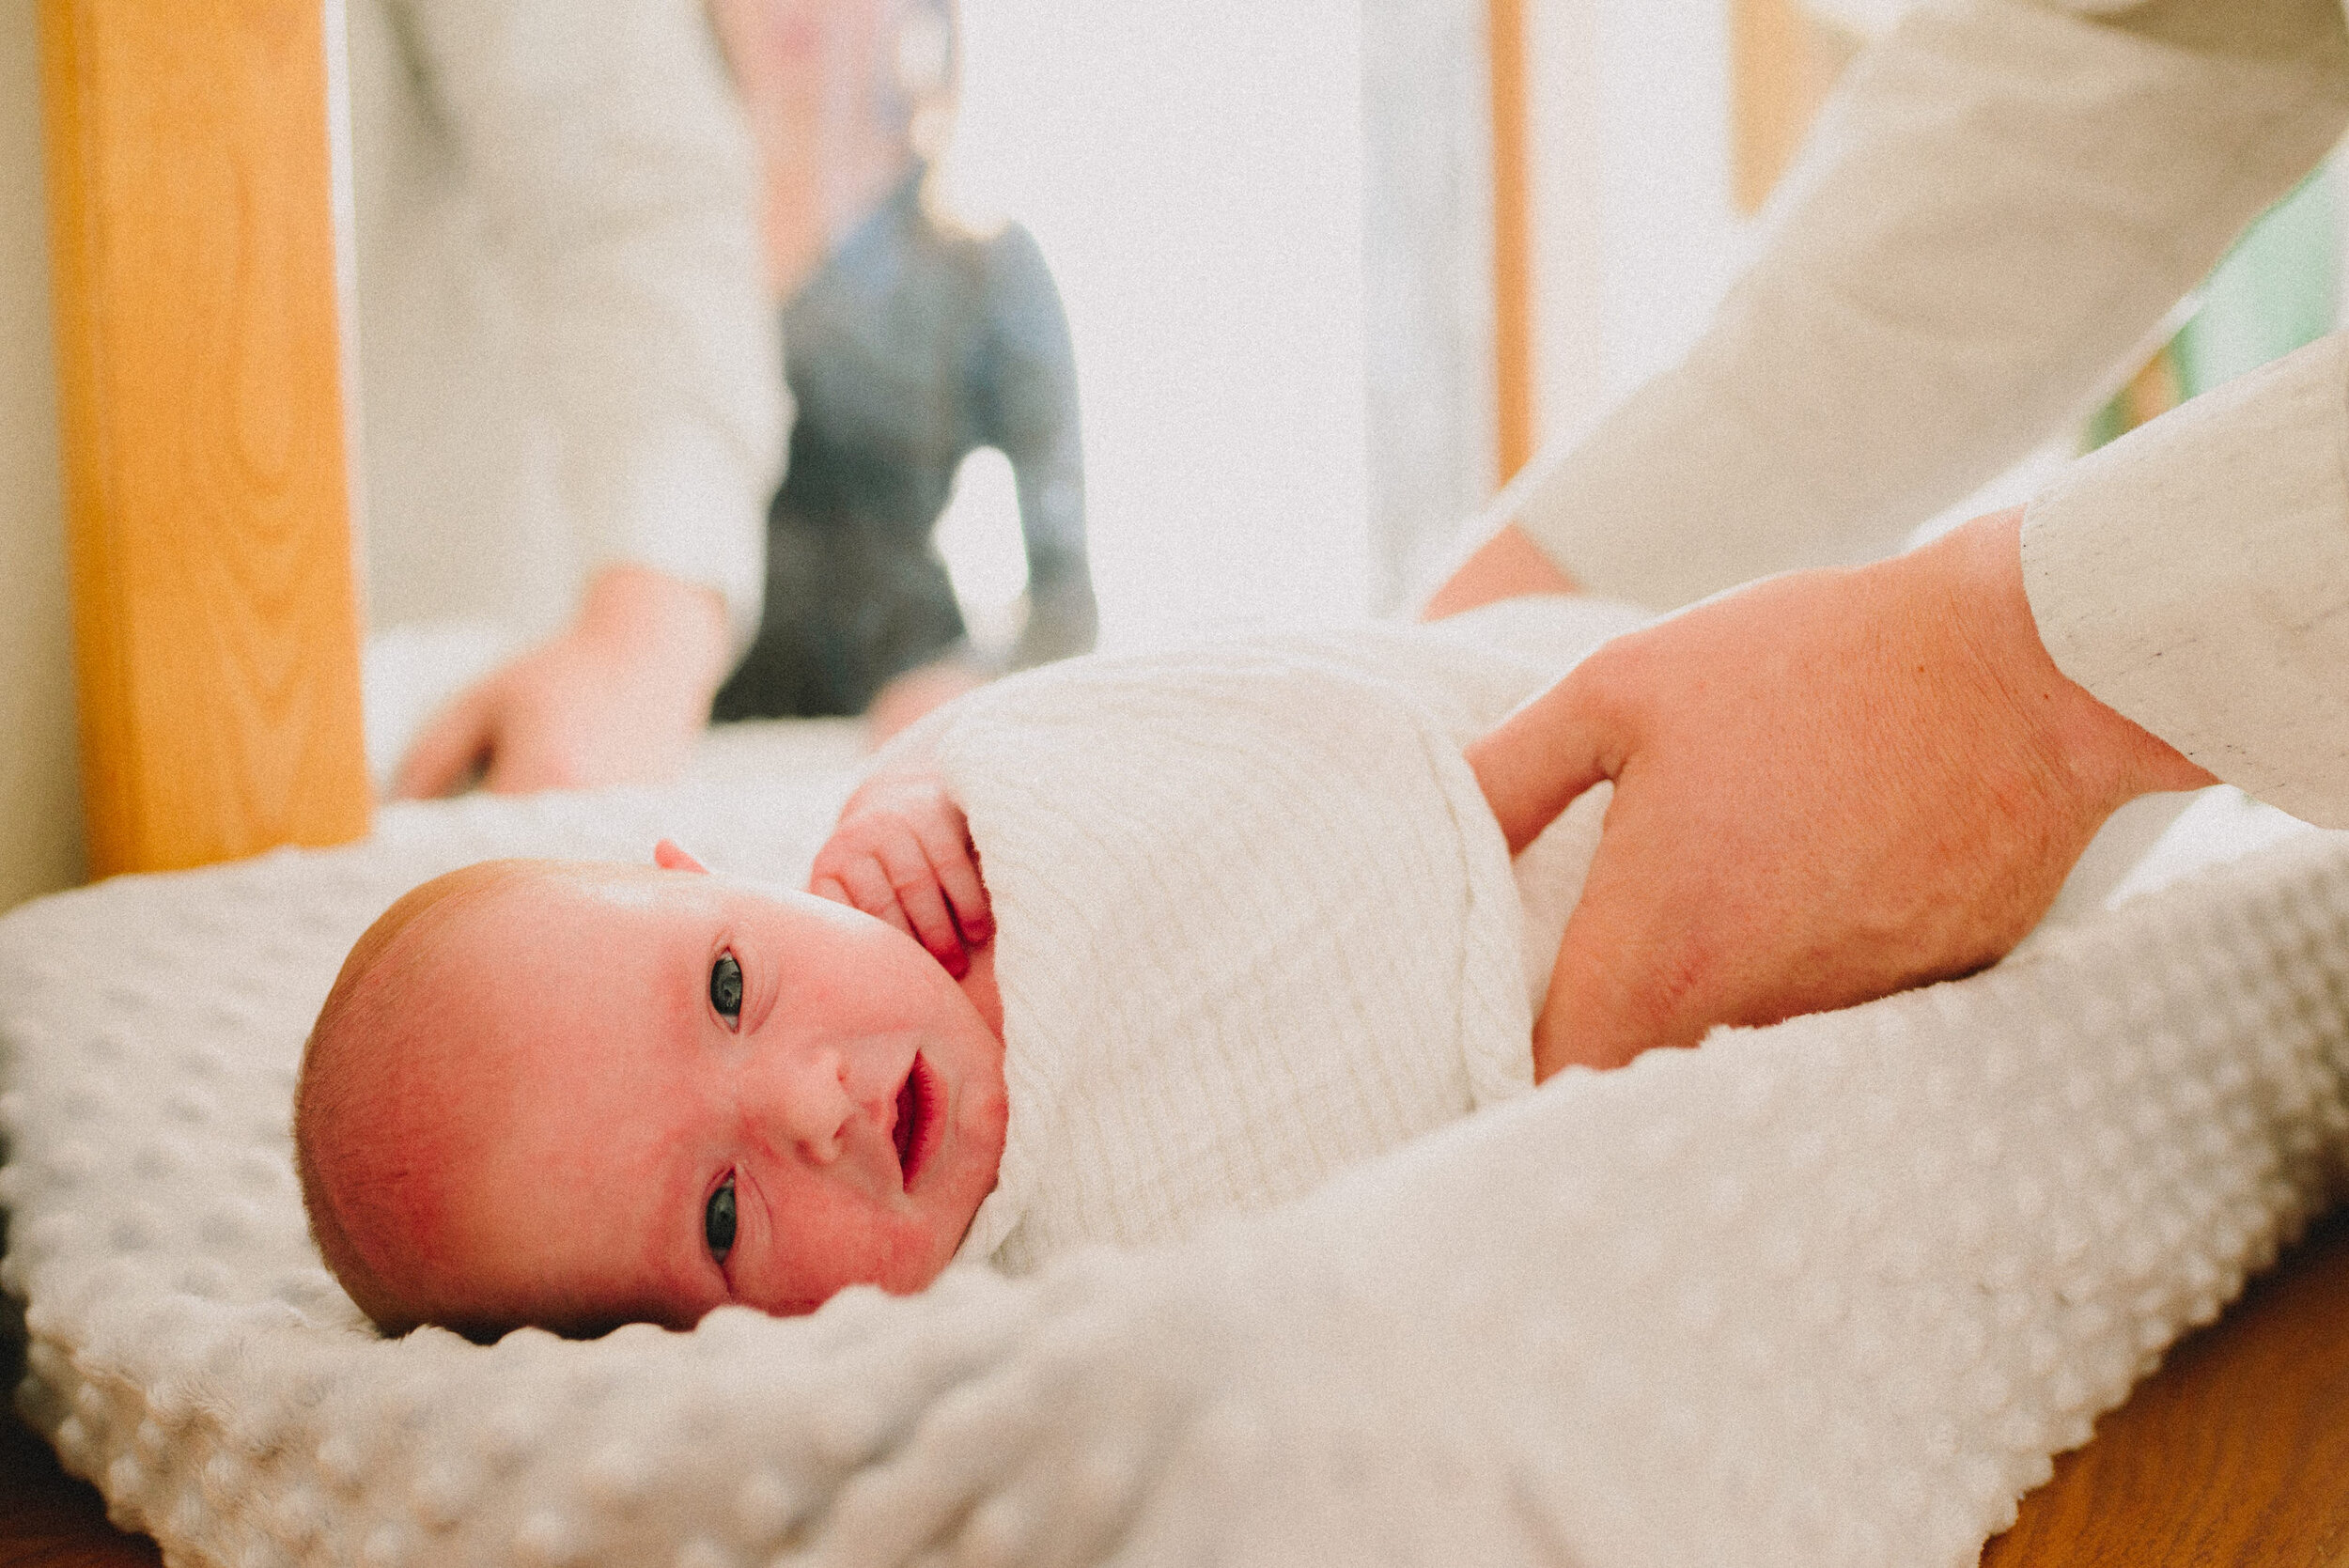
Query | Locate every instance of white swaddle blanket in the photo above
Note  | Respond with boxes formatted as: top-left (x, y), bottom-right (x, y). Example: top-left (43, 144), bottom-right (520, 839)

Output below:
top-left (938, 598), bottom-right (1648, 1271)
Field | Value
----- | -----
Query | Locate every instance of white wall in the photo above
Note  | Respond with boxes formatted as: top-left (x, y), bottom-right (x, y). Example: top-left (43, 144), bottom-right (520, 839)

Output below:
top-left (1528, 0), bottom-right (1744, 450)
top-left (1362, 0), bottom-right (1496, 611)
top-left (948, 0), bottom-right (1370, 651)
top-left (0, 0), bottom-right (84, 914)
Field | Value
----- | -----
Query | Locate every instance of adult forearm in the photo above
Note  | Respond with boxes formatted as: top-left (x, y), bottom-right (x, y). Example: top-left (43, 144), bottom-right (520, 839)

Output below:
top-left (572, 563), bottom-right (733, 703)
top-left (1925, 508), bottom-right (2217, 809)
top-left (1493, 0), bottom-right (2349, 613)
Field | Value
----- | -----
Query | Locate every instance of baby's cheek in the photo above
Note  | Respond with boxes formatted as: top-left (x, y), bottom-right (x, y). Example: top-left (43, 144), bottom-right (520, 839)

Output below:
top-left (358, 1157), bottom-right (476, 1289)
top-left (848, 1204), bottom-right (956, 1303)
top-left (869, 1209), bottom-right (960, 1297)
top-left (737, 1182), bottom-right (918, 1314)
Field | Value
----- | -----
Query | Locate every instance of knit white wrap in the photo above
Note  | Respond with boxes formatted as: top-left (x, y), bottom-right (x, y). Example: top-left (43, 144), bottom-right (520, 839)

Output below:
top-left (2, 693), bottom-right (2345, 1566)
top-left (940, 635), bottom-right (1540, 1272)
top-left (936, 600), bottom-right (1656, 1270)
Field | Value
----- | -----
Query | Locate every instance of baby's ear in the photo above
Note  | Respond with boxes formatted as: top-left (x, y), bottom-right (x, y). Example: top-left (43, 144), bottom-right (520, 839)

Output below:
top-left (653, 839), bottom-right (709, 875)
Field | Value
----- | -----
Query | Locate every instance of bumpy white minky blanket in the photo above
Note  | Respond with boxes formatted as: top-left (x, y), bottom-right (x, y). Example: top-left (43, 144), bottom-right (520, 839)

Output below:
top-left (2, 732), bottom-right (2346, 1568)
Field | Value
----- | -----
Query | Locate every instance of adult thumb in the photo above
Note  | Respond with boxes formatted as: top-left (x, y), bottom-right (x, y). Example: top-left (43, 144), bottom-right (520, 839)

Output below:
top-left (1467, 671), bottom-right (1618, 855)
top-left (1531, 792), bottom-right (1698, 1079)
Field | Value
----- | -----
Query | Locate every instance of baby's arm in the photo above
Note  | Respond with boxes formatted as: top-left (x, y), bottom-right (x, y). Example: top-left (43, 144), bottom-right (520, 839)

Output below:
top-left (809, 709), bottom-right (994, 977)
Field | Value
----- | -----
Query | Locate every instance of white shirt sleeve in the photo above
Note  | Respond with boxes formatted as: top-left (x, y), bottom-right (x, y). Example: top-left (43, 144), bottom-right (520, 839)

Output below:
top-left (2026, 333), bottom-right (2349, 826)
top-left (1513, 0), bottom-right (2349, 613)
top-left (397, 0), bottom-right (786, 650)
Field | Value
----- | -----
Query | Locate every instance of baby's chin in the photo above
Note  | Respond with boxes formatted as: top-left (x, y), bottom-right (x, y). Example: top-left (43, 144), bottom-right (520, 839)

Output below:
top-left (933, 1058), bottom-right (1010, 1273)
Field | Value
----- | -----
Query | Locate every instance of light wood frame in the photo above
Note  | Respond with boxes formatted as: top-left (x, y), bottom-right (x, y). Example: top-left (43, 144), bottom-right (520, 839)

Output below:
top-left (1487, 0), bottom-right (1533, 485)
top-left (41, 0), bottom-right (369, 880)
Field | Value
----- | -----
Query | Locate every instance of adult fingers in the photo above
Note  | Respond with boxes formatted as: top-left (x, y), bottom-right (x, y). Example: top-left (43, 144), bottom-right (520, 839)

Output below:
top-left (1532, 774), bottom-right (1717, 1077)
top-left (1466, 671), bottom-right (1617, 855)
top-left (391, 683), bottom-right (496, 800)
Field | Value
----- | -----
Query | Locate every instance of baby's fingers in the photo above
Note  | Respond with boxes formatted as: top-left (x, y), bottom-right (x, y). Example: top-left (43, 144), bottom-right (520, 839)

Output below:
top-left (869, 833), bottom-right (972, 976)
top-left (816, 854), bottom-right (922, 946)
top-left (908, 814), bottom-right (990, 946)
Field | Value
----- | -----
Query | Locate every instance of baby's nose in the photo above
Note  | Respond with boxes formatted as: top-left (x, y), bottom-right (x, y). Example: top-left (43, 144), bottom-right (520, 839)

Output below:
top-left (769, 1049), bottom-right (856, 1163)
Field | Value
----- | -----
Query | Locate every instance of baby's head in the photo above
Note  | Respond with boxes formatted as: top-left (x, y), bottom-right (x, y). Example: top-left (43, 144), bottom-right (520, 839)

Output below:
top-left (295, 846), bottom-right (1007, 1338)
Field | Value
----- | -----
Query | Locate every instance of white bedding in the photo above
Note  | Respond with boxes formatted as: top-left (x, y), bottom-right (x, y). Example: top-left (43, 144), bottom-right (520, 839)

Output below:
top-left (2, 721), bottom-right (2346, 1566)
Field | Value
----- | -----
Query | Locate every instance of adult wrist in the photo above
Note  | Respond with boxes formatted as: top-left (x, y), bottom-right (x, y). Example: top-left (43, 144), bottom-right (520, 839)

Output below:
top-left (1909, 508), bottom-right (2215, 815)
top-left (574, 564), bottom-right (733, 700)
top-left (1422, 524), bottom-right (1581, 620)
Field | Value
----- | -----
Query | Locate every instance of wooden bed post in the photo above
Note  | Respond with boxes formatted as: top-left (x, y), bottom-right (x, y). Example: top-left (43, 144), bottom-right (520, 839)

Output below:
top-left (40, 0), bottom-right (370, 878)
top-left (1487, 0), bottom-right (1534, 486)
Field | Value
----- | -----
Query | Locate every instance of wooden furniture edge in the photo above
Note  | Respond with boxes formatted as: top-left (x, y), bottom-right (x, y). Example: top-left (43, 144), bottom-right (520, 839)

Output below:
top-left (40, 0), bottom-right (370, 879)
top-left (1488, 0), bottom-right (1533, 486)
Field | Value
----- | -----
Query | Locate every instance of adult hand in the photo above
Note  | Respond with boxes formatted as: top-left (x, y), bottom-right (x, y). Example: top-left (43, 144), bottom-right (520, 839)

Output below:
top-left (1466, 508), bottom-right (2216, 1079)
top-left (392, 564), bottom-right (732, 799)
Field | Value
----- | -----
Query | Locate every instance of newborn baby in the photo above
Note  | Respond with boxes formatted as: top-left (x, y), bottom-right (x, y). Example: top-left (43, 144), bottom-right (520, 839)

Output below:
top-left (296, 845), bottom-right (1012, 1335)
top-left (298, 598), bottom-right (1650, 1337)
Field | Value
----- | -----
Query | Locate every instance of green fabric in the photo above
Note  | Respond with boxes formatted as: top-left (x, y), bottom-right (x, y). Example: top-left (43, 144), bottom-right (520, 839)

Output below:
top-left (2081, 380), bottom-right (2134, 453)
top-left (2087, 163), bottom-right (2338, 450)
top-left (2173, 164), bottom-right (2339, 397)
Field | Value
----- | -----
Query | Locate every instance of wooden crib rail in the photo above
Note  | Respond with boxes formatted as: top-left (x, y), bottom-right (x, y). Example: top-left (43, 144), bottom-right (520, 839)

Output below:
top-left (40, 0), bottom-right (370, 879)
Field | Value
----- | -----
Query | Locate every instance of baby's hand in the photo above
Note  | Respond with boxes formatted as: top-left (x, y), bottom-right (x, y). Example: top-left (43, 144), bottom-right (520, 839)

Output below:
top-left (811, 768), bottom-right (993, 977)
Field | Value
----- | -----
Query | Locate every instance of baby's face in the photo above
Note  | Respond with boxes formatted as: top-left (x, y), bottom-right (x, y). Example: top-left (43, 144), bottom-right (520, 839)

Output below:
top-left (410, 862), bottom-right (1007, 1331)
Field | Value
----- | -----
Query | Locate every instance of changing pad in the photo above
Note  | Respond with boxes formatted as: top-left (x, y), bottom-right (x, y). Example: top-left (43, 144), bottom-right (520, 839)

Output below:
top-left (3, 728), bottom-right (2348, 1567)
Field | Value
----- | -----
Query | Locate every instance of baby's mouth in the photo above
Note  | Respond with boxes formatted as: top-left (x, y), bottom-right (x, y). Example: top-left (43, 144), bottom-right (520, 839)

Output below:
top-left (894, 1054), bottom-right (937, 1190)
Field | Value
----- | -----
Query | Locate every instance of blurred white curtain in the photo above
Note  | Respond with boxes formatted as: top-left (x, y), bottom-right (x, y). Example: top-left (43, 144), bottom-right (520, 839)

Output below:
top-left (1530, 0), bottom-right (1742, 451)
top-left (1362, 0), bottom-right (1497, 613)
top-left (946, 0), bottom-right (1370, 651)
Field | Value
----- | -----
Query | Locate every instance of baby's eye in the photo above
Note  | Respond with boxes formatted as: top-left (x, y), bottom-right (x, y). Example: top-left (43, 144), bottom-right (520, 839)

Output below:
top-left (710, 951), bottom-right (743, 1027)
top-left (706, 1175), bottom-right (738, 1265)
